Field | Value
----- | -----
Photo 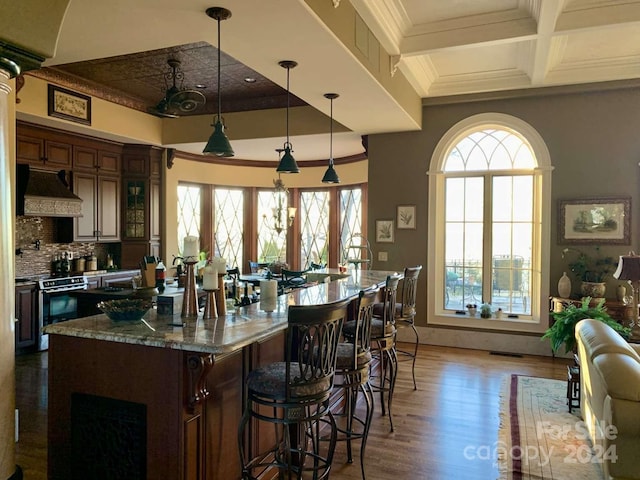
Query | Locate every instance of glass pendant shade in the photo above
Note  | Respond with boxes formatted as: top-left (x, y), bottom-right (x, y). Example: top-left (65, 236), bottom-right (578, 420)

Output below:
top-left (203, 7), bottom-right (234, 157)
top-left (276, 144), bottom-right (299, 173)
top-left (204, 118), bottom-right (234, 157)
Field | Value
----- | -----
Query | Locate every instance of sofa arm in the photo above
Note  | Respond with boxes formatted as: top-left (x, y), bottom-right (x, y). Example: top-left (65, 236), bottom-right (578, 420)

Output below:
top-left (630, 343), bottom-right (640, 356)
top-left (593, 353), bottom-right (640, 402)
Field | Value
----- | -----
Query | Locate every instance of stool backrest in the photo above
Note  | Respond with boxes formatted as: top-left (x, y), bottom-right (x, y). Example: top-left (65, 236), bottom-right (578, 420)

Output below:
top-left (353, 287), bottom-right (378, 357)
top-left (281, 268), bottom-right (310, 288)
top-left (286, 298), bottom-right (350, 401)
top-left (399, 265), bottom-right (422, 317)
top-left (380, 274), bottom-right (402, 327)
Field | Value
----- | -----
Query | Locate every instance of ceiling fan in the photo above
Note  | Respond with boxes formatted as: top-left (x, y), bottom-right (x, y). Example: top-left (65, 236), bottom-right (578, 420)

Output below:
top-left (147, 59), bottom-right (206, 118)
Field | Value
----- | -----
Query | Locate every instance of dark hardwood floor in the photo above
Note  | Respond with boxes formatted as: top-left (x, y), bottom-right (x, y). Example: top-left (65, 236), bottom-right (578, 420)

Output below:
top-left (15, 343), bottom-right (570, 479)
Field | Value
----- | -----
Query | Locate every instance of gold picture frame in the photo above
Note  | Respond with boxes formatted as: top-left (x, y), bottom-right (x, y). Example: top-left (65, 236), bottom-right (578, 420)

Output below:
top-left (558, 196), bottom-right (630, 245)
top-left (48, 84), bottom-right (91, 125)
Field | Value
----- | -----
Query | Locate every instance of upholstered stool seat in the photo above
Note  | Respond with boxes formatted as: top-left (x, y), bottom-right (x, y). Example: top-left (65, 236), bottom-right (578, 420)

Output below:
top-left (335, 343), bottom-right (373, 370)
top-left (343, 318), bottom-right (395, 340)
top-left (246, 362), bottom-right (333, 400)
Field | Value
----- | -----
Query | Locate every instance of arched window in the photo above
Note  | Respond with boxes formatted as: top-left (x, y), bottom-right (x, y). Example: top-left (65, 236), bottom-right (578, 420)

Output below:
top-left (427, 113), bottom-right (552, 333)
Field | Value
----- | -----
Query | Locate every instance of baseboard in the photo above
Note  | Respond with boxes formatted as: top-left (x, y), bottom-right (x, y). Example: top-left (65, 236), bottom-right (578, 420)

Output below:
top-left (396, 325), bottom-right (573, 358)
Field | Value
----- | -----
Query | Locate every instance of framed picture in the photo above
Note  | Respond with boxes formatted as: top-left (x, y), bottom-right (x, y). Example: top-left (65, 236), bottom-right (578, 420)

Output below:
top-left (375, 220), bottom-right (394, 243)
top-left (397, 204), bottom-right (416, 229)
top-left (558, 196), bottom-right (630, 244)
top-left (48, 84), bottom-right (91, 125)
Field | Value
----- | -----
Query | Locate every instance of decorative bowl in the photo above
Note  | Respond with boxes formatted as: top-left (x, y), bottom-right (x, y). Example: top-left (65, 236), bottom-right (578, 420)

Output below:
top-left (97, 298), bottom-right (153, 322)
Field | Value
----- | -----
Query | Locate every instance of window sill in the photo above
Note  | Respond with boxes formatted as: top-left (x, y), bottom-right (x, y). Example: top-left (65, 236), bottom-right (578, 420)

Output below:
top-left (430, 311), bottom-right (545, 334)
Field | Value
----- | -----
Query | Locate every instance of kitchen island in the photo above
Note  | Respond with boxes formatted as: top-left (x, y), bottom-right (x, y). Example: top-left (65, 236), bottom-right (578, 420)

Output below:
top-left (44, 269), bottom-right (396, 480)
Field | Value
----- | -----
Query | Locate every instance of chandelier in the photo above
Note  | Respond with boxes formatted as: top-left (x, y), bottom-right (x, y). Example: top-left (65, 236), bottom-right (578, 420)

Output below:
top-left (272, 174), bottom-right (296, 235)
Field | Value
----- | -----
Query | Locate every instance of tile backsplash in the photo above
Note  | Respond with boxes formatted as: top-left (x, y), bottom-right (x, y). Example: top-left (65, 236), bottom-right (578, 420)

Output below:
top-left (15, 216), bottom-right (118, 277)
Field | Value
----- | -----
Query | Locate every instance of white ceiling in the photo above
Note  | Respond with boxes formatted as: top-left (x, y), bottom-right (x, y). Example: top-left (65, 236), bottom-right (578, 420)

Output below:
top-left (29, 0), bottom-right (640, 159)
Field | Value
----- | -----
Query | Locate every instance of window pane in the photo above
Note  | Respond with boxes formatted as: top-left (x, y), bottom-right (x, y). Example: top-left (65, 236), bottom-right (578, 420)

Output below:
top-left (445, 178), bottom-right (464, 221)
top-left (177, 184), bottom-right (201, 256)
top-left (214, 188), bottom-right (244, 270)
top-left (512, 176), bottom-right (533, 222)
top-left (257, 190), bottom-right (287, 263)
top-left (340, 188), bottom-right (363, 266)
top-left (464, 177), bottom-right (484, 221)
top-left (300, 191), bottom-right (329, 267)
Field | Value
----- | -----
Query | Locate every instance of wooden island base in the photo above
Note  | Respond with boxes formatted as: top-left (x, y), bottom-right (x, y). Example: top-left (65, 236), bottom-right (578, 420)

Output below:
top-left (48, 330), bottom-right (283, 480)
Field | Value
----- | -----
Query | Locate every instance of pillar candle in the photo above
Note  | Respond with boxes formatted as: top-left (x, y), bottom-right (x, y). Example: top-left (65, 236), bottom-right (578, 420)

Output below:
top-left (213, 257), bottom-right (226, 273)
top-left (260, 279), bottom-right (278, 312)
top-left (203, 265), bottom-right (218, 290)
top-left (183, 236), bottom-right (199, 259)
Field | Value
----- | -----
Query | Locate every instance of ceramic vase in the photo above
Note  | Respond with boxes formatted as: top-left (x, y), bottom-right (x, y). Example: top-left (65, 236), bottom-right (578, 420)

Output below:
top-left (616, 283), bottom-right (627, 302)
top-left (558, 272), bottom-right (572, 298)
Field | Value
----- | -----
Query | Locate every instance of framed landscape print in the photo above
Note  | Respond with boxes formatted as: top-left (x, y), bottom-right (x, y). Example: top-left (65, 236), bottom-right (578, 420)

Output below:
top-left (375, 220), bottom-right (394, 243)
top-left (48, 84), bottom-right (92, 125)
top-left (558, 197), bottom-right (630, 244)
top-left (397, 205), bottom-right (416, 229)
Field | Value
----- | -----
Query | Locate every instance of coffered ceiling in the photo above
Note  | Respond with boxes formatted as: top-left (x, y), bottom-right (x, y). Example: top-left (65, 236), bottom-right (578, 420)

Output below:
top-left (18, 0), bottom-right (640, 161)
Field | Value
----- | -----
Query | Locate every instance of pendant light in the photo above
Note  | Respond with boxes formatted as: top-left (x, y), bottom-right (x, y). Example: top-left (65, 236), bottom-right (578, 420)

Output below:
top-left (203, 7), bottom-right (234, 157)
top-left (321, 93), bottom-right (340, 183)
top-left (276, 60), bottom-right (300, 173)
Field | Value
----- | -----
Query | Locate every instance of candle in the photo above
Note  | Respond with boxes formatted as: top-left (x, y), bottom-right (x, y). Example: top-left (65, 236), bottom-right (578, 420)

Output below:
top-left (183, 236), bottom-right (199, 259)
top-left (260, 279), bottom-right (278, 312)
top-left (203, 264), bottom-right (218, 290)
top-left (213, 257), bottom-right (226, 274)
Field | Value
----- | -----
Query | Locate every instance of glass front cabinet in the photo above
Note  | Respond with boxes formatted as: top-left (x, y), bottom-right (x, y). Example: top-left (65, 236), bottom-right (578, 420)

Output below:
top-left (120, 145), bottom-right (162, 268)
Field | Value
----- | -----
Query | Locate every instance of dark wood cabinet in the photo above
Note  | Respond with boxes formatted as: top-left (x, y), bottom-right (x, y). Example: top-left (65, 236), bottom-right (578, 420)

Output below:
top-left (17, 134), bottom-right (72, 170)
top-left (121, 145), bottom-right (163, 268)
top-left (72, 145), bottom-right (121, 174)
top-left (15, 283), bottom-right (38, 353)
top-left (73, 172), bottom-right (120, 242)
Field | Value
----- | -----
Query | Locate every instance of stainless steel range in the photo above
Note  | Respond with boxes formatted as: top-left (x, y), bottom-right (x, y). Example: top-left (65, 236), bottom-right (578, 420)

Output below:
top-left (38, 275), bottom-right (88, 350)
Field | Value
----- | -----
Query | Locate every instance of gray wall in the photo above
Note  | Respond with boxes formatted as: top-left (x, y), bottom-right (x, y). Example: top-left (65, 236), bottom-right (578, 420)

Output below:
top-left (368, 85), bottom-right (640, 329)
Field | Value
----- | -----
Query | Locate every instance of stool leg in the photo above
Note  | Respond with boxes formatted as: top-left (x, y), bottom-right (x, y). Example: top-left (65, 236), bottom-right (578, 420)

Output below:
top-left (409, 322), bottom-right (419, 390)
top-left (359, 380), bottom-right (375, 480)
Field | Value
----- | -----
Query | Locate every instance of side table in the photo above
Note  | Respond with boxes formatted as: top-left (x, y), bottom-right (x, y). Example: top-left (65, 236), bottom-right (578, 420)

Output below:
top-left (566, 353), bottom-right (580, 413)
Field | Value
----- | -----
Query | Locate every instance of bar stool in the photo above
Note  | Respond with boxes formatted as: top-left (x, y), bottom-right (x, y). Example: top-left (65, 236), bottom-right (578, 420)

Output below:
top-left (344, 274), bottom-right (401, 431)
top-left (324, 287), bottom-right (378, 480)
top-left (238, 298), bottom-right (350, 480)
top-left (392, 265), bottom-right (422, 389)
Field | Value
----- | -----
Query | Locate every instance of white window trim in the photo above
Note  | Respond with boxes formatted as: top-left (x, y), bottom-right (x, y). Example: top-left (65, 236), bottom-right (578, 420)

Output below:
top-left (427, 113), bottom-right (553, 333)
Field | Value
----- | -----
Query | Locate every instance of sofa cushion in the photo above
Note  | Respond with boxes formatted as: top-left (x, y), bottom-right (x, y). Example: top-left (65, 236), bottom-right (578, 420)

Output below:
top-left (575, 319), bottom-right (640, 363)
top-left (593, 353), bottom-right (640, 402)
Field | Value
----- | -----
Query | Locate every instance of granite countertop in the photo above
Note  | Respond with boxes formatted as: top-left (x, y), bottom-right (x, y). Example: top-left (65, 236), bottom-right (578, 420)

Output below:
top-left (44, 269), bottom-right (397, 355)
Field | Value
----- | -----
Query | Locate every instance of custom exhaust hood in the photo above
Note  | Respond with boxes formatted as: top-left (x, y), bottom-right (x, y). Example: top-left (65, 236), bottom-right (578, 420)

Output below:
top-left (16, 164), bottom-right (83, 217)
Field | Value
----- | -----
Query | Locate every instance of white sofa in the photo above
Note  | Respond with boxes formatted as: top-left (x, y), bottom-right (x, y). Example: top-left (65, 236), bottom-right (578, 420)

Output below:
top-left (575, 319), bottom-right (640, 480)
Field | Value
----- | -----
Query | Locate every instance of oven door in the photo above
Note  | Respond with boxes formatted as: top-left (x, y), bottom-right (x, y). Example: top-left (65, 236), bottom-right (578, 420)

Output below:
top-left (39, 289), bottom-right (82, 350)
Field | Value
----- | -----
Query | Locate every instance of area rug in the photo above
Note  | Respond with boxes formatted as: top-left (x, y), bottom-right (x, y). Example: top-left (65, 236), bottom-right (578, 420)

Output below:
top-left (498, 374), bottom-right (604, 480)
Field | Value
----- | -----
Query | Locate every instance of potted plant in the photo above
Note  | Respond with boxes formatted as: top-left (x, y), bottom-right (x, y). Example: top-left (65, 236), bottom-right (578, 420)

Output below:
top-left (542, 296), bottom-right (630, 353)
top-left (562, 246), bottom-right (616, 298)
top-left (480, 303), bottom-right (492, 318)
top-left (466, 303), bottom-right (477, 316)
